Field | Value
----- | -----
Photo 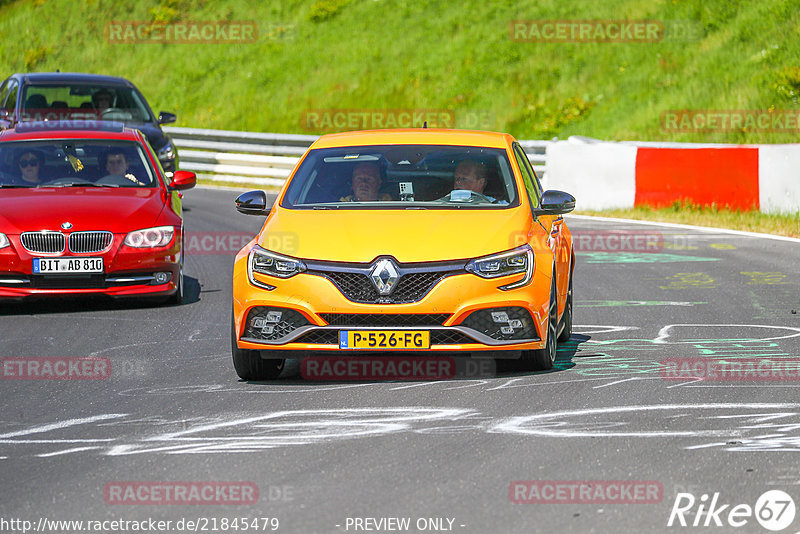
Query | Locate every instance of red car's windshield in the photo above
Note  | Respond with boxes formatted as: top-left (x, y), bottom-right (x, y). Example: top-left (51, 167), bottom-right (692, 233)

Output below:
top-left (0, 139), bottom-right (157, 188)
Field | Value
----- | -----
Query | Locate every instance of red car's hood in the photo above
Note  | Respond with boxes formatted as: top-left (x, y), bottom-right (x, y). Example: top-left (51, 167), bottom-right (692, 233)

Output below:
top-left (0, 187), bottom-right (166, 234)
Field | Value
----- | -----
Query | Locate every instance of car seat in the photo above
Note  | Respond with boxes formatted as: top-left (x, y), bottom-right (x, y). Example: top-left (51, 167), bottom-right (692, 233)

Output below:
top-left (24, 94), bottom-right (48, 109)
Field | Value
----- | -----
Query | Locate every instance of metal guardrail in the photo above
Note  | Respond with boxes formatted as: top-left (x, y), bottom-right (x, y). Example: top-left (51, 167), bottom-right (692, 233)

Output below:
top-left (165, 126), bottom-right (550, 186)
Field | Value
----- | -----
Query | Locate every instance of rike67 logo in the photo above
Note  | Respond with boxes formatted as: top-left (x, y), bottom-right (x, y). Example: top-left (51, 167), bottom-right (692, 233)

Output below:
top-left (668, 490), bottom-right (796, 531)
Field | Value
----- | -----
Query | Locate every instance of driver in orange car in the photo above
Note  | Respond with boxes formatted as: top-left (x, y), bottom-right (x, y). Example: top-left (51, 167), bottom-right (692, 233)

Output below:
top-left (339, 162), bottom-right (392, 202)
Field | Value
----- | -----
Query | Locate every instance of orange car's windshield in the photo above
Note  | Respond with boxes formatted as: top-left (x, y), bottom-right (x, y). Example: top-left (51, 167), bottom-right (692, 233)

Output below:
top-left (281, 145), bottom-right (519, 209)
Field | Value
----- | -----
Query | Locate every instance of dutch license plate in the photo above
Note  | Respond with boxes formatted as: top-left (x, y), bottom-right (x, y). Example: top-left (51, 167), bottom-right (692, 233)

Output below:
top-left (339, 330), bottom-right (430, 349)
top-left (33, 257), bottom-right (103, 274)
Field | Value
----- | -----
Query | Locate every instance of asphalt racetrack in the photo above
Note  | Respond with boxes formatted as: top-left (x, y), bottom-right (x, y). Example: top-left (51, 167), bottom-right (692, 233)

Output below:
top-left (1, 187), bottom-right (800, 533)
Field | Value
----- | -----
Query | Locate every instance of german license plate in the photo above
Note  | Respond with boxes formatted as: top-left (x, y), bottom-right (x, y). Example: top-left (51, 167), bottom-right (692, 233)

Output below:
top-left (33, 257), bottom-right (103, 274)
top-left (339, 330), bottom-right (430, 349)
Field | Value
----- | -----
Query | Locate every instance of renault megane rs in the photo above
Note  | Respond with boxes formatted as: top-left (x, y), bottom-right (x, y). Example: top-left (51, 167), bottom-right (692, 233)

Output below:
top-left (231, 129), bottom-right (575, 380)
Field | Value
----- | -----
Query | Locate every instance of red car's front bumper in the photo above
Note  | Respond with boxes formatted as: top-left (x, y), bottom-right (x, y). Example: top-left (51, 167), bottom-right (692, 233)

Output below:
top-left (0, 232), bottom-right (181, 300)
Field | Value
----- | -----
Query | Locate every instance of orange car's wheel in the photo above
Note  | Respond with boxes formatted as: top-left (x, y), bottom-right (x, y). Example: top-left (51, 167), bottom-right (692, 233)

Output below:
top-left (523, 275), bottom-right (558, 371)
top-left (557, 261), bottom-right (573, 343)
top-left (231, 312), bottom-right (285, 380)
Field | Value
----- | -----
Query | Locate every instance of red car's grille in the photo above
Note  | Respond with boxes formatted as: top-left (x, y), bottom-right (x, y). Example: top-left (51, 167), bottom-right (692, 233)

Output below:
top-left (20, 232), bottom-right (65, 254)
top-left (69, 231), bottom-right (113, 253)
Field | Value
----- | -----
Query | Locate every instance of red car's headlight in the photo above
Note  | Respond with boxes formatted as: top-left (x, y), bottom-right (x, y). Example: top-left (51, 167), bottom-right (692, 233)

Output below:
top-left (0, 233), bottom-right (9, 249)
top-left (124, 226), bottom-right (174, 248)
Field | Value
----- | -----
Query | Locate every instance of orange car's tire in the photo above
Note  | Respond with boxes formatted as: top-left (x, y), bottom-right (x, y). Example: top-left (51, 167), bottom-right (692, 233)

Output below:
top-left (231, 312), bottom-right (285, 380)
top-left (523, 275), bottom-right (558, 371)
top-left (557, 265), bottom-right (573, 343)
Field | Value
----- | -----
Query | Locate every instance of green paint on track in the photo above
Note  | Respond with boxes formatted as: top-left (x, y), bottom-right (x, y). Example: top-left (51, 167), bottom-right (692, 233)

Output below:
top-left (577, 252), bottom-right (721, 264)
top-left (577, 300), bottom-right (706, 307)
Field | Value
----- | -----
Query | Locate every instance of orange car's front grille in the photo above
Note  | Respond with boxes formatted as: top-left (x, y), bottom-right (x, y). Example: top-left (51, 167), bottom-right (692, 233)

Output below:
top-left (323, 271), bottom-right (447, 304)
top-left (319, 313), bottom-right (450, 327)
top-left (304, 255), bottom-right (466, 304)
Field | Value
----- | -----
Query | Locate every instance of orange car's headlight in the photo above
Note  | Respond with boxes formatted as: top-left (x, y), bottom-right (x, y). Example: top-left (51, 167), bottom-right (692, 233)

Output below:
top-left (465, 244), bottom-right (534, 290)
top-left (248, 245), bottom-right (307, 282)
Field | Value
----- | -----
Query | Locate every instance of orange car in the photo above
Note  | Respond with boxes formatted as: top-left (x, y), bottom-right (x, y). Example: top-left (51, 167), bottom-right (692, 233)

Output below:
top-left (231, 129), bottom-right (575, 380)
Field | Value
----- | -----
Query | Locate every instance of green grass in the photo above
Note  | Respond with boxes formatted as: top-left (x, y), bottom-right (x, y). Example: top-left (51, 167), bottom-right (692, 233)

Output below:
top-left (577, 202), bottom-right (800, 238)
top-left (3, 0), bottom-right (800, 143)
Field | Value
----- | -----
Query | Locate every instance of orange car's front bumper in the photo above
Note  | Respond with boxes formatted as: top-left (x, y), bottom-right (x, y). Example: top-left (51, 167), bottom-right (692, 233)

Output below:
top-left (232, 245), bottom-right (551, 356)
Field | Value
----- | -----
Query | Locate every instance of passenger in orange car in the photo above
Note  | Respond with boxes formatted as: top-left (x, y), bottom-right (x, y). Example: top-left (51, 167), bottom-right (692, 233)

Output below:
top-left (453, 159), bottom-right (489, 194)
top-left (339, 162), bottom-right (392, 202)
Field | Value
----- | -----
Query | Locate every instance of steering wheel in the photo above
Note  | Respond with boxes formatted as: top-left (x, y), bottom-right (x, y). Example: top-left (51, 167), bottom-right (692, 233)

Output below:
top-left (96, 174), bottom-right (134, 186)
top-left (101, 108), bottom-right (133, 121)
top-left (435, 190), bottom-right (496, 203)
top-left (45, 177), bottom-right (96, 186)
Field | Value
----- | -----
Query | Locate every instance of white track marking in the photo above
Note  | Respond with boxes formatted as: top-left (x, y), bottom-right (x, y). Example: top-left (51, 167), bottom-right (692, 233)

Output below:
top-left (0, 414), bottom-right (127, 439)
top-left (490, 404), bottom-right (800, 438)
top-left (37, 446), bottom-right (101, 457)
top-left (573, 325), bottom-right (639, 335)
top-left (654, 324), bottom-right (800, 343)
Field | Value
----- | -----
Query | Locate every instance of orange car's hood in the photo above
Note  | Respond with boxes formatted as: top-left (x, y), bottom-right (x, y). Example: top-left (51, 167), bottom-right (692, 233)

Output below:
top-left (259, 207), bottom-right (531, 263)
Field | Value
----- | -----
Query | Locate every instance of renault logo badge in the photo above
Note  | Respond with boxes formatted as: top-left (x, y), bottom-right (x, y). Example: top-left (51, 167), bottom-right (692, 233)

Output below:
top-left (61, 222), bottom-right (73, 230)
top-left (369, 259), bottom-right (399, 295)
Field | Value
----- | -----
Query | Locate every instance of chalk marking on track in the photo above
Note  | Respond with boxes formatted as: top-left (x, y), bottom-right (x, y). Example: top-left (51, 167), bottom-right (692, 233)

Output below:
top-left (37, 446), bottom-right (101, 457)
top-left (654, 324), bottom-right (800, 344)
top-left (0, 414), bottom-right (127, 439)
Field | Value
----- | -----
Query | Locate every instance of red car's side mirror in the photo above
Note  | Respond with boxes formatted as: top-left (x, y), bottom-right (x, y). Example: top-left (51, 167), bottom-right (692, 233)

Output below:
top-left (169, 170), bottom-right (196, 191)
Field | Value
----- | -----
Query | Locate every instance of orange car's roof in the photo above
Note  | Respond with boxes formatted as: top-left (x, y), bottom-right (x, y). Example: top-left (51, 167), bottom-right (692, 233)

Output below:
top-left (310, 129), bottom-right (515, 150)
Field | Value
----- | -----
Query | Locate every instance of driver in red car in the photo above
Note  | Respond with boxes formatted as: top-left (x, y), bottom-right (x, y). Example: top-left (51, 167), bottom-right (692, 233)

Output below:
top-left (102, 148), bottom-right (128, 176)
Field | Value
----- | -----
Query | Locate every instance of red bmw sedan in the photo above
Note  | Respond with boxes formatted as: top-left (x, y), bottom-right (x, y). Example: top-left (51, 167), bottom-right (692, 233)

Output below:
top-left (0, 121), bottom-right (195, 303)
